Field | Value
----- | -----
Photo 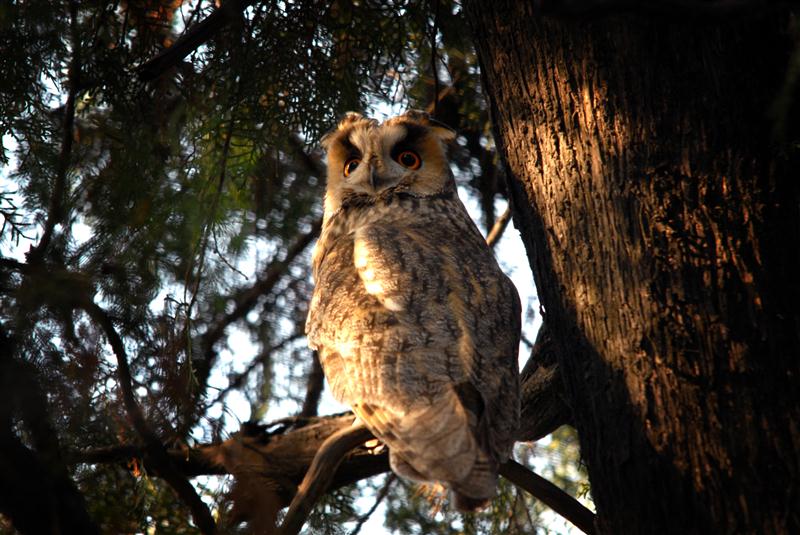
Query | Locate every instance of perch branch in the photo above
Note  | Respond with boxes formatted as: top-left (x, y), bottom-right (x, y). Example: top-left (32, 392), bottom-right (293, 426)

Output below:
top-left (277, 423), bottom-right (374, 535)
top-left (500, 459), bottom-right (596, 535)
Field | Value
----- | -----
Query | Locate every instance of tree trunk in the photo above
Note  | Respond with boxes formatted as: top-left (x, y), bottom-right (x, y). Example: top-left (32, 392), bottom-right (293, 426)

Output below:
top-left (465, 3), bottom-right (800, 534)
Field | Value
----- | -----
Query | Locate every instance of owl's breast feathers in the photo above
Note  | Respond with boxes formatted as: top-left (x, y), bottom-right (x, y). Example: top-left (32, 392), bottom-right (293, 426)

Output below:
top-left (306, 189), bottom-right (521, 509)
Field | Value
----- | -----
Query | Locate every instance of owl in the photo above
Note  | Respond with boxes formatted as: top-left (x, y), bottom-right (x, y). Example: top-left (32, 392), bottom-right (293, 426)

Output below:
top-left (305, 111), bottom-right (521, 510)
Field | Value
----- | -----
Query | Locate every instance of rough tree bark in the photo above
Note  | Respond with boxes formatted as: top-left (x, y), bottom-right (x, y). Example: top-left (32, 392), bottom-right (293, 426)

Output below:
top-left (465, 3), bottom-right (800, 534)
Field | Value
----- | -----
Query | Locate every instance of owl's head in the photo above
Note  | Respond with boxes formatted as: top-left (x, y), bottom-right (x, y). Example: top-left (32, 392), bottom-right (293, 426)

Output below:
top-left (320, 110), bottom-right (456, 216)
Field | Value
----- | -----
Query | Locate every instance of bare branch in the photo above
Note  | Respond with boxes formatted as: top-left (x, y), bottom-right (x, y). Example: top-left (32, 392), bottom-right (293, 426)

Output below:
top-left (69, 443), bottom-right (227, 477)
top-left (137, 0), bottom-right (253, 81)
top-left (500, 459), bottom-right (596, 535)
top-left (277, 423), bottom-right (374, 535)
top-left (485, 205), bottom-right (513, 248)
top-left (84, 303), bottom-right (217, 535)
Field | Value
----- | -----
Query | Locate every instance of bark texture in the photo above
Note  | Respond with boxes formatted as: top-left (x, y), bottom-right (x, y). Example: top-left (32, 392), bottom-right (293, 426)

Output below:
top-left (466, 3), bottom-right (800, 534)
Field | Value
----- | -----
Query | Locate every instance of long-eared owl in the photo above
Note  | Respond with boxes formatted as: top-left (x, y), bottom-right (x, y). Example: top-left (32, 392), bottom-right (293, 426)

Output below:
top-left (306, 111), bottom-right (521, 510)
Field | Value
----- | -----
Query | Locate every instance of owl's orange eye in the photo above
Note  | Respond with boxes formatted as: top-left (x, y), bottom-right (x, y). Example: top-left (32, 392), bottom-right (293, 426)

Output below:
top-left (343, 158), bottom-right (360, 177)
top-left (396, 150), bottom-right (421, 170)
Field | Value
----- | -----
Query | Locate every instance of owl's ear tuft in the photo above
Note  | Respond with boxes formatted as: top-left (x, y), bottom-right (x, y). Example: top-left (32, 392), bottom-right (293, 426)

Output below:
top-left (337, 111), bottom-right (365, 128)
top-left (321, 112), bottom-right (364, 150)
top-left (400, 109), bottom-right (456, 145)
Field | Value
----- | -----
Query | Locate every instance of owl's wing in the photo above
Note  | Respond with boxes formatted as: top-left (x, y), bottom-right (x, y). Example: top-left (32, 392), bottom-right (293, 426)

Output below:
top-left (363, 214), bottom-right (519, 445)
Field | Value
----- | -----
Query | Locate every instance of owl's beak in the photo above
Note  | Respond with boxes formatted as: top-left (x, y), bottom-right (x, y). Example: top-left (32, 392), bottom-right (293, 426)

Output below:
top-left (368, 166), bottom-right (378, 190)
top-left (368, 164), bottom-right (390, 191)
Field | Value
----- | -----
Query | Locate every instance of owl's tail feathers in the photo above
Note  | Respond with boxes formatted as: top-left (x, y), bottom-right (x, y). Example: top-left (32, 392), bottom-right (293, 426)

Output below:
top-left (450, 448), bottom-right (498, 512)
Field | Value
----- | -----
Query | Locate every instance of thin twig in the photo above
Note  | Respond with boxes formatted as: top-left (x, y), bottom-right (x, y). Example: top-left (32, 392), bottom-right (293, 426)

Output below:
top-left (200, 217), bottom-right (322, 356)
top-left (349, 474), bottom-right (395, 535)
top-left (84, 303), bottom-right (217, 535)
top-left (184, 116), bottom-right (236, 315)
top-left (206, 333), bottom-right (305, 410)
top-left (177, 216), bottom-right (321, 439)
top-left (277, 423), bottom-right (374, 535)
top-left (486, 205), bottom-right (512, 247)
top-left (520, 332), bottom-right (535, 350)
top-left (499, 459), bottom-right (596, 535)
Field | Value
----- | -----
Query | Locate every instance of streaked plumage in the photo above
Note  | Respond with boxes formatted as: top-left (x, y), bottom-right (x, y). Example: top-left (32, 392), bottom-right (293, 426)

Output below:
top-left (306, 111), bottom-right (520, 510)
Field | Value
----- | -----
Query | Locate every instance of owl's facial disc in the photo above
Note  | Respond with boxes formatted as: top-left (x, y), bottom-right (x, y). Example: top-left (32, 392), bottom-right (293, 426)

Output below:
top-left (340, 124), bottom-right (409, 194)
top-left (322, 111), bottom-right (456, 216)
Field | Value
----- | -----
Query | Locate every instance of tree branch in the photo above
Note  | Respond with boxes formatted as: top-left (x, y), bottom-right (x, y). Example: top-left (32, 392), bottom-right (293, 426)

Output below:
top-left (277, 423), bottom-right (374, 535)
top-left (500, 459), bottom-right (596, 534)
top-left (185, 217), bottom-right (323, 435)
top-left (137, 0), bottom-right (253, 81)
top-left (200, 217), bottom-right (322, 364)
top-left (485, 205), bottom-right (512, 248)
top-left (69, 443), bottom-right (227, 477)
top-left (517, 321), bottom-right (572, 441)
top-left (84, 303), bottom-right (217, 535)
top-left (208, 414), bottom-right (390, 533)
top-left (206, 333), bottom-right (305, 410)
